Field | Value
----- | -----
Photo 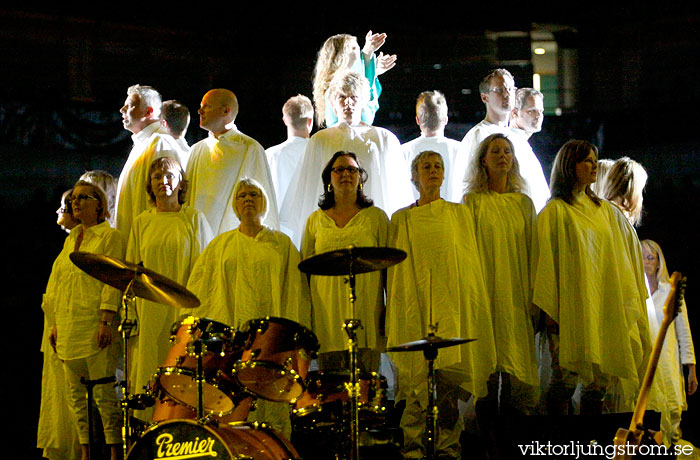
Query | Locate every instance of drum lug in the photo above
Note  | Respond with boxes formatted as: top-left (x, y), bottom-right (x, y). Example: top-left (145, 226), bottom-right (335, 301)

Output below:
top-left (284, 357), bottom-right (294, 370)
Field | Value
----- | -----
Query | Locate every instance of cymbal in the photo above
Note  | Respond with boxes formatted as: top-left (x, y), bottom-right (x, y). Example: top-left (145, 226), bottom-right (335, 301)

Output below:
top-left (298, 246), bottom-right (407, 276)
top-left (69, 252), bottom-right (200, 309)
top-left (386, 335), bottom-right (476, 352)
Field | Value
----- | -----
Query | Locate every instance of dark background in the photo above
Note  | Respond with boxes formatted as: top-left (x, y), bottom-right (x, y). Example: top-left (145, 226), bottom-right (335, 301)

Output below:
top-left (1, 4), bottom-right (698, 457)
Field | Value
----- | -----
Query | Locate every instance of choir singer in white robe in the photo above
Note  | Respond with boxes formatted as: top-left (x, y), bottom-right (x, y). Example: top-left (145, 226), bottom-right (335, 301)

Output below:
top-left (532, 140), bottom-right (651, 416)
top-left (187, 88), bottom-right (279, 236)
top-left (281, 70), bottom-right (412, 247)
top-left (301, 151), bottom-right (389, 372)
top-left (126, 157), bottom-right (213, 421)
top-left (387, 150), bottom-right (496, 460)
top-left (462, 134), bottom-right (538, 458)
top-left (186, 178), bottom-right (312, 437)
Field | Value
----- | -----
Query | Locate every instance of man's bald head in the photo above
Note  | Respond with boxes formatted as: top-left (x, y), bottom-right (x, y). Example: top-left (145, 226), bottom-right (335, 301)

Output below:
top-left (198, 88), bottom-right (239, 136)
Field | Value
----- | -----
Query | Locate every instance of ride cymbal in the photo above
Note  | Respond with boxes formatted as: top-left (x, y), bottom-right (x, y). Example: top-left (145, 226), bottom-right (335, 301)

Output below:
top-left (298, 246), bottom-right (406, 276)
top-left (386, 335), bottom-right (476, 352)
top-left (69, 252), bottom-right (200, 309)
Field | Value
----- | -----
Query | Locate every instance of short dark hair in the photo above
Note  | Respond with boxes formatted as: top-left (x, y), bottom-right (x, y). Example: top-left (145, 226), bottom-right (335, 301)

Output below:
top-left (161, 100), bottom-right (190, 137)
top-left (318, 151), bottom-right (373, 210)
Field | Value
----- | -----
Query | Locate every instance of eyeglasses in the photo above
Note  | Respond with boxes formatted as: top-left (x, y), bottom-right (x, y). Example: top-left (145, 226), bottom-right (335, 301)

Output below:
top-left (331, 166), bottom-right (360, 175)
top-left (489, 86), bottom-right (517, 95)
top-left (68, 194), bottom-right (99, 203)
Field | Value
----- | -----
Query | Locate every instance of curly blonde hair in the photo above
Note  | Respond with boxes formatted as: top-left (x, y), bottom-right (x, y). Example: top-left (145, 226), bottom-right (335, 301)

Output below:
top-left (312, 34), bottom-right (358, 127)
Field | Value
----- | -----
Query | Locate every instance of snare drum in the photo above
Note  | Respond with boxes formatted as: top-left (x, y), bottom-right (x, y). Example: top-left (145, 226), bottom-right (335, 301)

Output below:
top-left (126, 419), bottom-right (299, 460)
top-left (233, 317), bottom-right (319, 402)
top-left (156, 316), bottom-right (240, 415)
top-left (292, 370), bottom-right (387, 432)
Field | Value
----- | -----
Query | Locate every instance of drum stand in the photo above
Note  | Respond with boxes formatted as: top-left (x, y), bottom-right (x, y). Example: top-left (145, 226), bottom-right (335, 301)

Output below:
top-left (343, 270), bottom-right (362, 460)
top-left (81, 375), bottom-right (117, 460)
top-left (118, 278), bottom-right (138, 458)
top-left (422, 330), bottom-right (439, 460)
top-left (296, 245), bottom-right (407, 460)
top-left (191, 338), bottom-right (207, 420)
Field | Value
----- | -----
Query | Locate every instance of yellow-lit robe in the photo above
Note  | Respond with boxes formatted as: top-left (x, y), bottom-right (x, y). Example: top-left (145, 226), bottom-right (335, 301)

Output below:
top-left (125, 206), bottom-right (213, 418)
top-left (463, 191), bottom-right (538, 387)
top-left (387, 199), bottom-right (497, 400)
top-left (532, 194), bottom-right (651, 389)
top-left (186, 227), bottom-right (311, 329)
top-left (301, 206), bottom-right (390, 353)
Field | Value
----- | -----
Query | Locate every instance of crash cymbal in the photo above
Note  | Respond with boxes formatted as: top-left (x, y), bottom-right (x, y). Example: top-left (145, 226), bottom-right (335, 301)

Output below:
top-left (69, 252), bottom-right (200, 309)
top-left (298, 246), bottom-right (406, 276)
top-left (386, 335), bottom-right (476, 352)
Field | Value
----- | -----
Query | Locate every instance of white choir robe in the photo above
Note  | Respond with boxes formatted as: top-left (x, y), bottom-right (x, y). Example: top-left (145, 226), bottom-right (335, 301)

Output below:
top-left (125, 205), bottom-right (214, 419)
top-left (185, 227), bottom-right (310, 438)
top-left (387, 200), bottom-right (497, 400)
top-left (266, 136), bottom-right (309, 213)
top-left (463, 191), bottom-right (539, 388)
top-left (115, 121), bottom-right (184, 237)
top-left (187, 125), bottom-right (279, 236)
top-left (280, 122), bottom-right (413, 247)
top-left (532, 194), bottom-right (651, 390)
top-left (174, 137), bottom-right (191, 170)
top-left (301, 206), bottom-right (389, 353)
top-left (401, 134), bottom-right (462, 202)
top-left (185, 227), bottom-right (311, 330)
top-left (451, 120), bottom-right (550, 212)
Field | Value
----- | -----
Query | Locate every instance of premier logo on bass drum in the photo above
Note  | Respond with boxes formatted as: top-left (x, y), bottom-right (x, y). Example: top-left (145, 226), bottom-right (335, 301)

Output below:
top-left (155, 433), bottom-right (218, 459)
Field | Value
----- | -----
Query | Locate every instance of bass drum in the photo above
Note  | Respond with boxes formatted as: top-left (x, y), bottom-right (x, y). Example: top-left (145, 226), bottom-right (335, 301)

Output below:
top-left (126, 420), bottom-right (299, 460)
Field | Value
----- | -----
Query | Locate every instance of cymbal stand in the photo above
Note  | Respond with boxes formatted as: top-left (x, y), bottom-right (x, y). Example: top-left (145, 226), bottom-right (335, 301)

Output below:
top-left (118, 278), bottom-right (138, 458)
top-left (424, 328), bottom-right (439, 460)
top-left (190, 338), bottom-right (206, 420)
top-left (343, 261), bottom-right (361, 460)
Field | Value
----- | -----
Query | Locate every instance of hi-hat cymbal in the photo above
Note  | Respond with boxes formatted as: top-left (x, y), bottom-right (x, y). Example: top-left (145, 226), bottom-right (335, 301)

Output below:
top-left (298, 246), bottom-right (407, 276)
top-left (69, 252), bottom-right (200, 309)
top-left (386, 335), bottom-right (476, 352)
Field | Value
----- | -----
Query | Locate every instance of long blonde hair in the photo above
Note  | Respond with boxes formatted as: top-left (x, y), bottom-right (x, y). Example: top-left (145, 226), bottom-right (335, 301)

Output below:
top-left (312, 34), bottom-right (358, 127)
top-left (641, 239), bottom-right (670, 284)
top-left (598, 157), bottom-right (648, 226)
top-left (463, 133), bottom-right (526, 195)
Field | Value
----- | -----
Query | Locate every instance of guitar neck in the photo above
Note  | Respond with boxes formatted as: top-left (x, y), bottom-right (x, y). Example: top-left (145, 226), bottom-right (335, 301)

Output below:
top-left (627, 271), bottom-right (682, 431)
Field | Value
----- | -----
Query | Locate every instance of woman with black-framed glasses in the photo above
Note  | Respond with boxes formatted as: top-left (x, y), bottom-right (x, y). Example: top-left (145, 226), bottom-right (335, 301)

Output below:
top-left (301, 151), bottom-right (389, 375)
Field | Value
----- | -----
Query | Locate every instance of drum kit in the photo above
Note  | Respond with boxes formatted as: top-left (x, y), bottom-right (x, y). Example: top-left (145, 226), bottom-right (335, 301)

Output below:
top-left (69, 245), bottom-right (475, 460)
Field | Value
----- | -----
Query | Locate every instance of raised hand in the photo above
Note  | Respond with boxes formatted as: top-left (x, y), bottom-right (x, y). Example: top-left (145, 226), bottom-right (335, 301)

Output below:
top-left (376, 51), bottom-right (397, 76)
top-left (363, 30), bottom-right (387, 56)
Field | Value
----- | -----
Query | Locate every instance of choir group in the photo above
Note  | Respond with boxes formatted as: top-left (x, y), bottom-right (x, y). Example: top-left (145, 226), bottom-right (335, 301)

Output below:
top-left (37, 31), bottom-right (696, 460)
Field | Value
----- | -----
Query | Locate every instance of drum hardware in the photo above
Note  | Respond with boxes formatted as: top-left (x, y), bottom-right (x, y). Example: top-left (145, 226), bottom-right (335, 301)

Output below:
top-left (81, 375), bottom-right (117, 460)
top-left (387, 327), bottom-right (475, 460)
top-left (292, 370), bottom-right (388, 432)
top-left (69, 252), bottom-right (201, 457)
top-left (234, 317), bottom-right (319, 403)
top-left (298, 245), bottom-right (407, 460)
